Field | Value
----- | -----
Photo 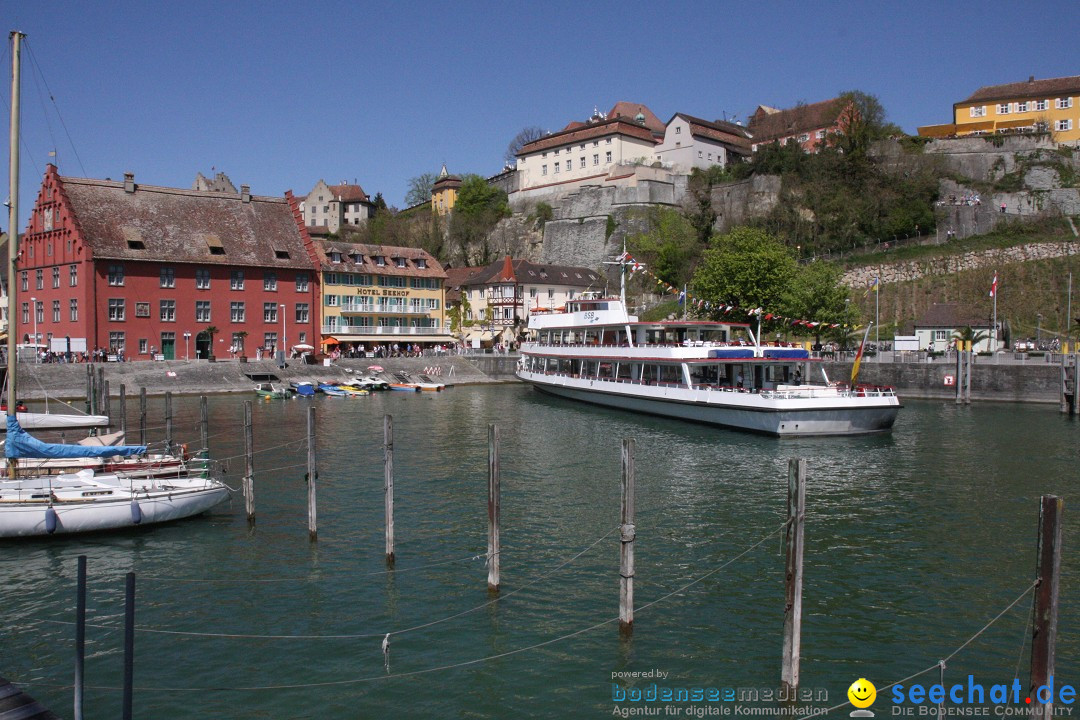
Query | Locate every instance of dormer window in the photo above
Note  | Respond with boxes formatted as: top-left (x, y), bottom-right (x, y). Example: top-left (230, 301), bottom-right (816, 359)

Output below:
top-left (416, 258), bottom-right (427, 269)
top-left (127, 240), bottom-right (145, 250)
top-left (353, 253), bottom-right (364, 264)
top-left (375, 256), bottom-right (386, 267)
top-left (206, 236), bottom-right (226, 255)
top-left (330, 251), bottom-right (342, 263)
top-left (274, 250), bottom-right (290, 260)
top-left (394, 257), bottom-right (407, 268)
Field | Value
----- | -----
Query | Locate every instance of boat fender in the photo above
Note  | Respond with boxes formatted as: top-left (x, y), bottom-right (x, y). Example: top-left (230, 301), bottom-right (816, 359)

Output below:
top-left (131, 500), bottom-right (143, 525)
top-left (44, 506), bottom-right (58, 534)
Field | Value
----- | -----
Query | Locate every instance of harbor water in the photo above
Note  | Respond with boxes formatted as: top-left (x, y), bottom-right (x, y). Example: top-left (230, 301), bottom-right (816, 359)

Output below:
top-left (1, 385), bottom-right (1077, 718)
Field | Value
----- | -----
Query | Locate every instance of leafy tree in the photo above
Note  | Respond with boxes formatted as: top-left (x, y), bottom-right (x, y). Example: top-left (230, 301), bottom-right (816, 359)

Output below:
top-left (448, 175), bottom-right (509, 265)
top-left (692, 227), bottom-right (797, 324)
top-left (834, 90), bottom-right (900, 159)
top-left (504, 126), bottom-right (546, 165)
top-left (782, 261), bottom-right (857, 343)
top-left (405, 172), bottom-right (438, 207)
top-left (627, 207), bottom-right (699, 287)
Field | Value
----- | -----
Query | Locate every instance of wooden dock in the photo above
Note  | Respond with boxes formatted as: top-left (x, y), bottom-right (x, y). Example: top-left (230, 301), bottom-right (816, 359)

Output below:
top-left (0, 675), bottom-right (61, 719)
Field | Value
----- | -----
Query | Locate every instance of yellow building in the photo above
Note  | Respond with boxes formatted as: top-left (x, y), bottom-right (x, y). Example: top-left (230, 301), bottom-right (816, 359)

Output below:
top-left (919, 75), bottom-right (1080, 143)
top-left (316, 240), bottom-right (456, 353)
top-left (430, 164), bottom-right (462, 216)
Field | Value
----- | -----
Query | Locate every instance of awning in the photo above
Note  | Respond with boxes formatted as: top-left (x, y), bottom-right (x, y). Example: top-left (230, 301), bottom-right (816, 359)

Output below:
top-left (959, 120), bottom-right (995, 133)
top-left (995, 119), bottom-right (1034, 130)
top-left (321, 336), bottom-right (341, 347)
top-left (917, 123), bottom-right (956, 138)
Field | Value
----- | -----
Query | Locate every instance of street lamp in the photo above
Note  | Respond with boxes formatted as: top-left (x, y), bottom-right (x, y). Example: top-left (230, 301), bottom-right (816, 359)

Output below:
top-left (280, 303), bottom-right (286, 368)
top-left (30, 296), bottom-right (37, 363)
top-left (183, 331), bottom-right (191, 360)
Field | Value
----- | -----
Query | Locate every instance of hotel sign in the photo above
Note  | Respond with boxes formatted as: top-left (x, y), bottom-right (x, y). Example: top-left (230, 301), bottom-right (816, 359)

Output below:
top-left (356, 287), bottom-right (410, 297)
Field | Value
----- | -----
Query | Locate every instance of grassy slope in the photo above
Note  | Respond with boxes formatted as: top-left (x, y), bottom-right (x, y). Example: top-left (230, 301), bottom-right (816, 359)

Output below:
top-left (844, 217), bottom-right (1079, 341)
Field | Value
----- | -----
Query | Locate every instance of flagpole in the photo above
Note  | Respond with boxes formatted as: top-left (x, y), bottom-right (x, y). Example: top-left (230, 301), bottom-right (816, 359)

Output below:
top-left (993, 272), bottom-right (998, 352)
top-left (683, 283), bottom-right (687, 321)
top-left (875, 274), bottom-right (880, 362)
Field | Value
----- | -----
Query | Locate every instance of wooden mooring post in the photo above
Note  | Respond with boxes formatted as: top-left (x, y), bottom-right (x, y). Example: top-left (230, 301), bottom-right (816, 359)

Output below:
top-left (243, 401), bottom-right (255, 523)
top-left (487, 423), bottom-right (500, 591)
top-left (307, 406), bottom-right (317, 541)
top-left (122, 571), bottom-right (135, 720)
top-left (118, 384), bottom-right (127, 440)
top-left (1030, 495), bottom-right (1063, 715)
top-left (199, 396), bottom-right (208, 456)
top-left (138, 388), bottom-right (147, 446)
top-left (619, 438), bottom-right (636, 633)
top-left (96, 367), bottom-right (105, 414)
top-left (164, 391), bottom-right (173, 453)
top-left (85, 365), bottom-right (94, 415)
top-left (101, 380), bottom-right (110, 423)
top-left (74, 555), bottom-right (86, 720)
top-left (1060, 354), bottom-right (1078, 416)
top-left (781, 458), bottom-right (807, 694)
top-left (384, 414), bottom-right (395, 565)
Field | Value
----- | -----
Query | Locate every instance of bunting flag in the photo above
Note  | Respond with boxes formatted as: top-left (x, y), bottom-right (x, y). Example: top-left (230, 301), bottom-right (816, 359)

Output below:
top-left (850, 322), bottom-right (874, 385)
top-left (864, 277), bottom-right (879, 297)
top-left (989, 272), bottom-right (998, 298)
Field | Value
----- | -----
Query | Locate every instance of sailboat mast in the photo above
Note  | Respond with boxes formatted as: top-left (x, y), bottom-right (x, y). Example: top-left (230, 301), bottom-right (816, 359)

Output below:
top-left (7, 31), bottom-right (22, 421)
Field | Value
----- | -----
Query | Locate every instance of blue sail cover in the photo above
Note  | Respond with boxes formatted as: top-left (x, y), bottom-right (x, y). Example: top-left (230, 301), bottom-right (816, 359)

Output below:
top-left (5, 415), bottom-right (147, 459)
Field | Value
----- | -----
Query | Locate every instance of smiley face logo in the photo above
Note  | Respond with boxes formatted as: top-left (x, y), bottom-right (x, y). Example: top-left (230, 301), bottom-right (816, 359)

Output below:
top-left (848, 678), bottom-right (876, 709)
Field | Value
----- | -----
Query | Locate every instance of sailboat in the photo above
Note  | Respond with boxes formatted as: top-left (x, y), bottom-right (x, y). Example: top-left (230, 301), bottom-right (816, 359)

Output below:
top-left (0, 31), bottom-right (231, 537)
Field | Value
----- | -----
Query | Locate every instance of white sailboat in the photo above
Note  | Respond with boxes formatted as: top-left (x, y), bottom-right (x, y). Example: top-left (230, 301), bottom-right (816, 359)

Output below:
top-left (0, 31), bottom-right (231, 537)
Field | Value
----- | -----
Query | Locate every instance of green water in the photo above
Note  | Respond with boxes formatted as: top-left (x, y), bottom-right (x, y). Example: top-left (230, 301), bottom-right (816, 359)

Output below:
top-left (1, 386), bottom-right (1077, 719)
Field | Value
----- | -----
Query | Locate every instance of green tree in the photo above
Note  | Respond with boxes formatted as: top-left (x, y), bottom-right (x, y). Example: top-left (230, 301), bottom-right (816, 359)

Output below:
top-left (692, 227), bottom-right (797, 324)
top-left (627, 207), bottom-right (699, 287)
top-left (371, 192), bottom-right (388, 216)
top-left (405, 172), bottom-right (438, 207)
top-left (448, 175), bottom-right (509, 265)
top-left (952, 326), bottom-right (990, 347)
top-left (782, 261), bottom-right (857, 344)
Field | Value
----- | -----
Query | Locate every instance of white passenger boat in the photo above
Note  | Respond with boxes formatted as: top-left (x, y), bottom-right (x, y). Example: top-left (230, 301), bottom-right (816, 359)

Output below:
top-left (517, 294), bottom-right (900, 437)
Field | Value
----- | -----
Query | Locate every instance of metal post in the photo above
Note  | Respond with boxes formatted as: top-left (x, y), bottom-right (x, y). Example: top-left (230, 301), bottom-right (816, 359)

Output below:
top-left (384, 414), bottom-right (395, 565)
top-left (781, 458), bottom-right (807, 693)
top-left (487, 423), bottom-right (501, 591)
top-left (619, 438), bottom-right (636, 633)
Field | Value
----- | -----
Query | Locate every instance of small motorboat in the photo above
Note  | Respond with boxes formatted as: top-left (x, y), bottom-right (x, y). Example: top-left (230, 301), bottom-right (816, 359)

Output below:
top-left (353, 376), bottom-right (390, 391)
top-left (290, 381), bottom-right (316, 397)
top-left (337, 384), bottom-right (371, 397)
top-left (318, 382), bottom-right (347, 397)
top-left (254, 382), bottom-right (294, 399)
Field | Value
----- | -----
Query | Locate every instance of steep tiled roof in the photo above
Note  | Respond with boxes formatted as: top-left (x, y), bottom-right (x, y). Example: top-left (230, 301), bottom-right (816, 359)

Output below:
top-left (58, 175), bottom-right (312, 268)
top-left (518, 117), bottom-right (658, 155)
top-left (747, 98), bottom-right (846, 143)
top-left (327, 183), bottom-right (369, 203)
top-left (674, 113), bottom-right (753, 151)
top-left (463, 257), bottom-right (601, 289)
top-left (963, 75), bottom-right (1080, 104)
top-left (607, 101), bottom-right (666, 134)
top-left (915, 303), bottom-right (991, 328)
top-left (315, 239), bottom-right (446, 279)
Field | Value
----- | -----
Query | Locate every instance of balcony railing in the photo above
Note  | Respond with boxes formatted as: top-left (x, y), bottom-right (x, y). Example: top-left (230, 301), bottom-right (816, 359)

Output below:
top-left (337, 302), bottom-right (433, 315)
top-left (321, 325), bottom-right (450, 336)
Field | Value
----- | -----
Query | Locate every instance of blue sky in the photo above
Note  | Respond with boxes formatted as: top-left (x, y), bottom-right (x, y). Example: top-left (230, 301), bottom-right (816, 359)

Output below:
top-left (3, 0), bottom-right (1079, 228)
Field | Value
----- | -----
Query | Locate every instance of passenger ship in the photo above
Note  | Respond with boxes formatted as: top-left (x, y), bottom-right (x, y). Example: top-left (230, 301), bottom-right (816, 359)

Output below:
top-left (516, 294), bottom-right (900, 437)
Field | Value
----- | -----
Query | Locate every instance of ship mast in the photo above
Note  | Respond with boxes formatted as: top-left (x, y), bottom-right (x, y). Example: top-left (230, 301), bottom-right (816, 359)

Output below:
top-left (6, 31), bottom-right (22, 476)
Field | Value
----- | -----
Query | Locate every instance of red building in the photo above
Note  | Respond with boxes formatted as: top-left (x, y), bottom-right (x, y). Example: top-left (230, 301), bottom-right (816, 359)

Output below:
top-left (747, 97), bottom-right (857, 153)
top-left (18, 166), bottom-right (320, 360)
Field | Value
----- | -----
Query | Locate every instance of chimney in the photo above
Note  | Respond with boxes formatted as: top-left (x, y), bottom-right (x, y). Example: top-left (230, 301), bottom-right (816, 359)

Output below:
top-left (241, 184), bottom-right (251, 203)
top-left (123, 172), bottom-right (135, 193)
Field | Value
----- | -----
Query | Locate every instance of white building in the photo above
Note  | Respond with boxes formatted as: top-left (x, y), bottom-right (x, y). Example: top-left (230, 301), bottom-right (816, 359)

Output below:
top-left (514, 103), bottom-right (665, 199)
top-left (654, 113), bottom-right (752, 173)
top-left (301, 180), bottom-right (374, 234)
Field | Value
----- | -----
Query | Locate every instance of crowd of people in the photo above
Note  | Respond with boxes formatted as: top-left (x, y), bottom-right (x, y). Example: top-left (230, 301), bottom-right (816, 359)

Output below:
top-left (31, 346), bottom-right (123, 363)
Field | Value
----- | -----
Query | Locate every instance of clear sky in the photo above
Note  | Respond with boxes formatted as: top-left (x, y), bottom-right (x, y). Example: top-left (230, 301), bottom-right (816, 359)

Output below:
top-left (3, 0), bottom-right (1078, 229)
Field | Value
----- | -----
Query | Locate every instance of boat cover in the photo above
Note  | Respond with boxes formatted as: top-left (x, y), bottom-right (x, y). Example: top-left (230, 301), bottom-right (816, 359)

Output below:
top-left (708, 349), bottom-right (755, 359)
top-left (763, 348), bottom-right (810, 359)
top-left (5, 416), bottom-right (147, 459)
